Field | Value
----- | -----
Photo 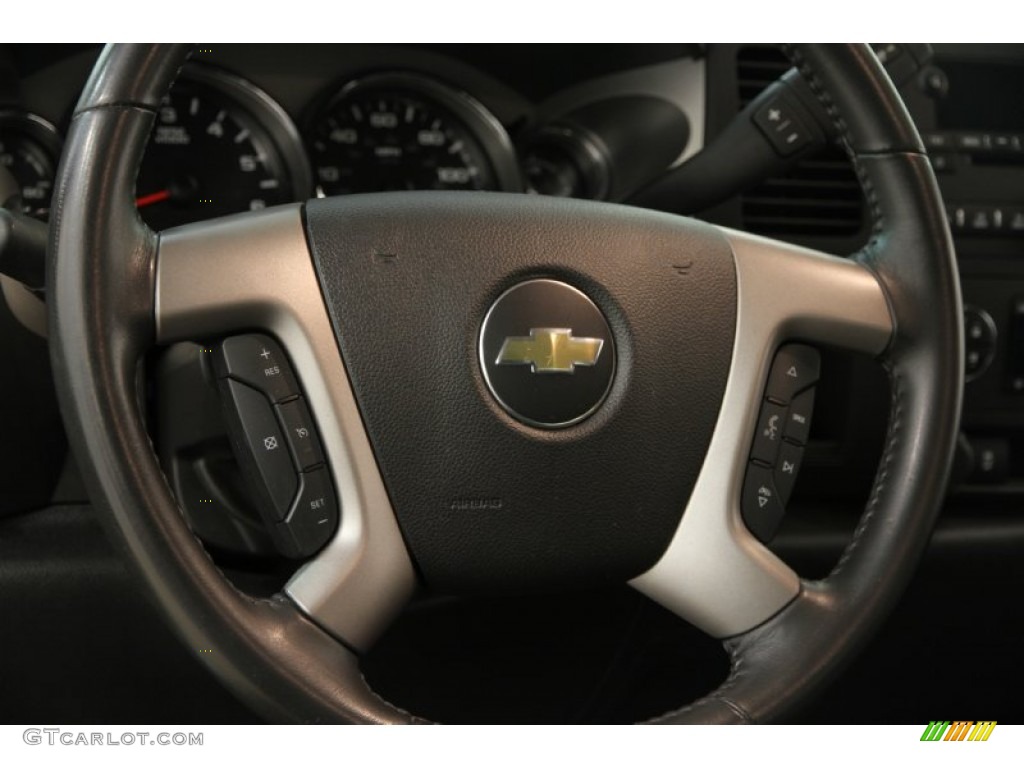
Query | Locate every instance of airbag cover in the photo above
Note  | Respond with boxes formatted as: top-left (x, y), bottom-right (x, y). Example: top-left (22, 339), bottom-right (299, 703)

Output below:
top-left (305, 193), bottom-right (736, 592)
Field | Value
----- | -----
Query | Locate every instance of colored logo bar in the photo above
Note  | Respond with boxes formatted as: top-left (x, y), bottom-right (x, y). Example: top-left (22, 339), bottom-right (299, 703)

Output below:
top-left (920, 721), bottom-right (997, 741)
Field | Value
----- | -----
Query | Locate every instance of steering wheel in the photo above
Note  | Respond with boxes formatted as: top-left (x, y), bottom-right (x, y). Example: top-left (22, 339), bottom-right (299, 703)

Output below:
top-left (47, 44), bottom-right (961, 723)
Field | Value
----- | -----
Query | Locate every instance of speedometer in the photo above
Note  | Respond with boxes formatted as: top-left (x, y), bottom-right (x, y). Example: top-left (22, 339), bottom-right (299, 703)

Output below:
top-left (307, 73), bottom-right (521, 196)
top-left (136, 65), bottom-right (311, 231)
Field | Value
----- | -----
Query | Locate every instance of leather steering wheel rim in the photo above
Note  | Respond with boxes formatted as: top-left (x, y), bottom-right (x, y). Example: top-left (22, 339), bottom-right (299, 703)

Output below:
top-left (48, 43), bottom-right (962, 724)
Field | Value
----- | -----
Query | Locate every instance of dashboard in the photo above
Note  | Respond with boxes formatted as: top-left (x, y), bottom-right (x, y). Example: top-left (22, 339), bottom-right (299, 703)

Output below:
top-left (1, 43), bottom-right (1023, 725)
top-left (1, 44), bottom-right (703, 231)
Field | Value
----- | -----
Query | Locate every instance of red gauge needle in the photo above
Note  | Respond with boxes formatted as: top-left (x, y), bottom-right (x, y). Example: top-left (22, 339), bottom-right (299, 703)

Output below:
top-left (135, 189), bottom-right (171, 208)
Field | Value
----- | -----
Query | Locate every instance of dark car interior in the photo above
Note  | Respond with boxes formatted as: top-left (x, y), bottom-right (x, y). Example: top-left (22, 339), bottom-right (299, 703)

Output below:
top-left (0, 43), bottom-right (1021, 724)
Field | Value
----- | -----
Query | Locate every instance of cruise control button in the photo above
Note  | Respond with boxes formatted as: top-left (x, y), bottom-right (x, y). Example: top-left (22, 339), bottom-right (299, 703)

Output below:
top-left (766, 344), bottom-right (820, 404)
top-left (277, 468), bottom-right (338, 558)
top-left (223, 379), bottom-right (297, 522)
top-left (276, 397), bottom-right (324, 471)
top-left (774, 440), bottom-right (805, 505)
top-left (751, 400), bottom-right (787, 465)
top-left (215, 334), bottom-right (299, 404)
top-left (742, 463), bottom-right (785, 543)
top-left (785, 388), bottom-right (815, 445)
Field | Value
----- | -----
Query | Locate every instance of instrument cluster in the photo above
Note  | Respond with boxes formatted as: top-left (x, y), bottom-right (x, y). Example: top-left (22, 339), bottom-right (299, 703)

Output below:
top-left (3, 61), bottom-right (525, 231)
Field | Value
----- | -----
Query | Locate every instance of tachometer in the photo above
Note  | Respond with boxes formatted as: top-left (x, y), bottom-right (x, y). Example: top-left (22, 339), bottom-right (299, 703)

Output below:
top-left (307, 73), bottom-right (521, 196)
top-left (136, 66), bottom-right (311, 231)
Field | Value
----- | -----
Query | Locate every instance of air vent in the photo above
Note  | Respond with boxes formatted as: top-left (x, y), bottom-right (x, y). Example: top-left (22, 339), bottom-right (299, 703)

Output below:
top-left (737, 46), bottom-right (866, 240)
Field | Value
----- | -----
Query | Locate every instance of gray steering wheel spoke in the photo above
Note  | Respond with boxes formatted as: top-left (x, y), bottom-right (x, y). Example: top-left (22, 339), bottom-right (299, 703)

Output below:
top-left (723, 228), bottom-right (893, 355)
top-left (631, 229), bottom-right (894, 638)
top-left (156, 205), bottom-right (416, 651)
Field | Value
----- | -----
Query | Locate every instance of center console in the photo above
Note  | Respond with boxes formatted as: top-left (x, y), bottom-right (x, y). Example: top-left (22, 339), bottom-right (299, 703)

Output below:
top-left (913, 47), bottom-right (1024, 487)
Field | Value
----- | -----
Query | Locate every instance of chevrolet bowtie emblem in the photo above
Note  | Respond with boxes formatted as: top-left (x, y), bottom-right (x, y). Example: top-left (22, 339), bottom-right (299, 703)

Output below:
top-left (496, 328), bottom-right (604, 373)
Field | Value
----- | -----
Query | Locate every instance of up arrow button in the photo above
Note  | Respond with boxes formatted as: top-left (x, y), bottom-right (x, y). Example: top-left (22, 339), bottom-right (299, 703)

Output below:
top-left (766, 344), bottom-right (821, 405)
